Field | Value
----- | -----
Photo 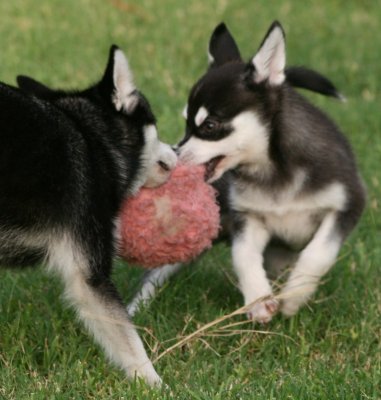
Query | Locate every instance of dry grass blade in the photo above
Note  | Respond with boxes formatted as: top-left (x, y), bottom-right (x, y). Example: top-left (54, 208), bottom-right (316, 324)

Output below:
top-left (152, 286), bottom-right (315, 364)
top-left (209, 320), bottom-right (296, 343)
top-left (153, 292), bottom-right (302, 363)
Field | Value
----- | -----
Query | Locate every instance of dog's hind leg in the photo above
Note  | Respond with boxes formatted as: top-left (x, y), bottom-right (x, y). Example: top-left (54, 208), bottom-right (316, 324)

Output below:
top-left (47, 233), bottom-right (161, 385)
top-left (280, 212), bottom-right (343, 316)
top-left (127, 263), bottom-right (182, 317)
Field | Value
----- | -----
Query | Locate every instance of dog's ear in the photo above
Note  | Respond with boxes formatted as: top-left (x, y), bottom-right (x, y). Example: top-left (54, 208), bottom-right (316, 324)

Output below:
top-left (100, 45), bottom-right (139, 113)
top-left (17, 75), bottom-right (58, 98)
top-left (248, 21), bottom-right (286, 85)
top-left (208, 23), bottom-right (241, 69)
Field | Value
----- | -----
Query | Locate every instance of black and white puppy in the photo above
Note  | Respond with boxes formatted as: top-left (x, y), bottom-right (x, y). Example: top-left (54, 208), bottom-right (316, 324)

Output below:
top-left (178, 21), bottom-right (366, 322)
top-left (130, 22), bottom-right (365, 323)
top-left (0, 45), bottom-right (177, 384)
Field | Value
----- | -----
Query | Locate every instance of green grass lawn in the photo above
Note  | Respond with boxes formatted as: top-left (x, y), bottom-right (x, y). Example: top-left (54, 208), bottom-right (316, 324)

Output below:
top-left (0, 0), bottom-right (380, 398)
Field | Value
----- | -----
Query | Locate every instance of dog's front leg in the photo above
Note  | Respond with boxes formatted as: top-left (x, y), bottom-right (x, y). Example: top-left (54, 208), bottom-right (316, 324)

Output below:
top-left (280, 211), bottom-right (342, 316)
top-left (64, 272), bottom-right (161, 385)
top-left (48, 236), bottom-right (161, 385)
top-left (232, 215), bottom-right (277, 323)
top-left (127, 263), bottom-right (182, 316)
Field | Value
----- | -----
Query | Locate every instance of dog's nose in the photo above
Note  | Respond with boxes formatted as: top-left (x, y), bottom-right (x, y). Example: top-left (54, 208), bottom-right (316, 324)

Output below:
top-left (176, 133), bottom-right (191, 149)
top-left (171, 145), bottom-right (180, 155)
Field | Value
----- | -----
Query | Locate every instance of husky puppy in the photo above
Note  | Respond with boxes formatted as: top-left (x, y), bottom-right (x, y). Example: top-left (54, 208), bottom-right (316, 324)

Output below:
top-left (130, 22), bottom-right (365, 323)
top-left (0, 45), bottom-right (177, 384)
top-left (177, 21), bottom-right (366, 322)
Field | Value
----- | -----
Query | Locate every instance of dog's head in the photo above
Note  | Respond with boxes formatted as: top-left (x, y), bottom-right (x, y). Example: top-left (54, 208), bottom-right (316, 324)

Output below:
top-left (17, 46), bottom-right (177, 189)
top-left (177, 22), bottom-right (341, 182)
top-left (177, 21), bottom-right (286, 182)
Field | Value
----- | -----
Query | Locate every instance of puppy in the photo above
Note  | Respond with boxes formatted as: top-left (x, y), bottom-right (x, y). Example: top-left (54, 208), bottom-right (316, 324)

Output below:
top-left (130, 22), bottom-right (365, 324)
top-left (0, 45), bottom-right (177, 384)
top-left (178, 21), bottom-right (366, 321)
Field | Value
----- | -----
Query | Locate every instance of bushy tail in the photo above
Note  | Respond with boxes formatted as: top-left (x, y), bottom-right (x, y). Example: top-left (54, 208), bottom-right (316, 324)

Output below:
top-left (285, 66), bottom-right (345, 101)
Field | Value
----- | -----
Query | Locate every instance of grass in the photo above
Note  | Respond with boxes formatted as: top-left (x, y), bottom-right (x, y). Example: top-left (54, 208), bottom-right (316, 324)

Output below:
top-left (0, 0), bottom-right (380, 398)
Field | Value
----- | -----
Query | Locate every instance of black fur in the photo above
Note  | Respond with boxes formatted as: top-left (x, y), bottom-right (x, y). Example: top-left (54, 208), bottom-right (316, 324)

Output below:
top-left (182, 24), bottom-right (365, 241)
top-left (209, 23), bottom-right (241, 68)
top-left (178, 21), bottom-right (366, 320)
top-left (0, 45), bottom-right (161, 383)
top-left (1, 63), bottom-right (149, 269)
top-left (128, 22), bottom-right (364, 324)
top-left (208, 22), bottom-right (344, 100)
top-left (285, 66), bottom-right (343, 99)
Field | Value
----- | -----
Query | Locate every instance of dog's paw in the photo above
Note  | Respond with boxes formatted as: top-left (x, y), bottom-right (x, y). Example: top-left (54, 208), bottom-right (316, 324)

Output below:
top-left (145, 371), bottom-right (163, 387)
top-left (128, 362), bottom-right (162, 386)
top-left (246, 297), bottom-right (279, 323)
top-left (280, 281), bottom-right (316, 317)
top-left (280, 298), bottom-right (303, 317)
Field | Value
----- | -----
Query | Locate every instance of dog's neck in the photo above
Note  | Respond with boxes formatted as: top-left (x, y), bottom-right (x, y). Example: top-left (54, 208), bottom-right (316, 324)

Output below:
top-left (231, 148), bottom-right (294, 191)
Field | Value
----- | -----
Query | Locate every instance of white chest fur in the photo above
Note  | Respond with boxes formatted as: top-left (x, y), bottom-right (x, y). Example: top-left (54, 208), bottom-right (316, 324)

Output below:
top-left (231, 171), bottom-right (347, 246)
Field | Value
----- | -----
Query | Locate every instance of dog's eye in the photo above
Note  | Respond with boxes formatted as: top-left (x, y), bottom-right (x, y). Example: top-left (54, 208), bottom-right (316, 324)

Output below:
top-left (158, 160), bottom-right (170, 172)
top-left (202, 119), bottom-right (218, 133)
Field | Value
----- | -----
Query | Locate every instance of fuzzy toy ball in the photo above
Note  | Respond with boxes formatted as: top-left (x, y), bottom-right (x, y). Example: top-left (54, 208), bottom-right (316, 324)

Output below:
top-left (119, 163), bottom-right (220, 268)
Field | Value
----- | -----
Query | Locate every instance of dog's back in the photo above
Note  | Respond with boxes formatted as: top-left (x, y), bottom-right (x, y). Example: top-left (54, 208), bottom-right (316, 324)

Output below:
top-left (278, 87), bottom-right (365, 231)
top-left (0, 83), bottom-right (74, 266)
top-left (1, 82), bottom-right (75, 211)
top-left (0, 79), bottom-right (134, 267)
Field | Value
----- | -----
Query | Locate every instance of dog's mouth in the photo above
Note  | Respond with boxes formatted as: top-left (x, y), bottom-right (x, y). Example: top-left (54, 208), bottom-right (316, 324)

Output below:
top-left (204, 156), bottom-right (225, 181)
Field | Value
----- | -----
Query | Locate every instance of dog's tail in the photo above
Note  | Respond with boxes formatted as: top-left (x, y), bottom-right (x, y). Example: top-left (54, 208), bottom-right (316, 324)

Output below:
top-left (285, 66), bottom-right (346, 101)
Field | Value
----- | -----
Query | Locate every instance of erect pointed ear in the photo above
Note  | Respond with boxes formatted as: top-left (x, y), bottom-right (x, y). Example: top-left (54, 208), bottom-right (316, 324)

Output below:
top-left (249, 21), bottom-right (286, 85)
top-left (17, 75), bottom-right (58, 99)
top-left (208, 23), bottom-right (242, 69)
top-left (100, 45), bottom-right (138, 113)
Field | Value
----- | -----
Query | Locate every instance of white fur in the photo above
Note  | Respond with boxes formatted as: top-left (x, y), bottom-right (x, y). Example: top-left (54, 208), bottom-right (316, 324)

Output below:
top-left (182, 104), bottom-right (188, 119)
top-left (207, 50), bottom-right (215, 66)
top-left (180, 109), bottom-right (347, 322)
top-left (0, 224), bottom-right (162, 383)
top-left (280, 212), bottom-right (342, 316)
top-left (194, 106), bottom-right (209, 127)
top-left (127, 263), bottom-right (182, 316)
top-left (129, 124), bottom-right (158, 193)
top-left (229, 168), bottom-right (346, 321)
top-left (144, 141), bottom-right (177, 188)
top-left (131, 124), bottom-right (177, 192)
top-left (179, 111), bottom-right (269, 182)
top-left (155, 23), bottom-right (350, 322)
top-left (112, 49), bottom-right (139, 113)
top-left (252, 24), bottom-right (286, 85)
top-left (232, 175), bottom-right (346, 245)
top-left (229, 176), bottom-right (346, 321)
top-left (232, 216), bottom-right (276, 322)
top-left (0, 228), bottom-right (49, 255)
top-left (178, 105), bottom-right (349, 322)
top-left (233, 172), bottom-right (346, 215)
top-left (46, 233), bottom-right (161, 384)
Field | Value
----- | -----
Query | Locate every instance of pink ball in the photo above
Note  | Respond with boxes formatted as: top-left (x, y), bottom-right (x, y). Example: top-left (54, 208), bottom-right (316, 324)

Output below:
top-left (119, 163), bottom-right (220, 268)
